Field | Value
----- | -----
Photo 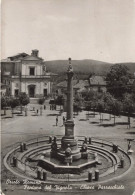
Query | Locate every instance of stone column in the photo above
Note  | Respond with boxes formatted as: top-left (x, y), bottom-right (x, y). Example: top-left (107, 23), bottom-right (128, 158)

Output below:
top-left (65, 58), bottom-right (74, 138)
top-left (58, 58), bottom-right (81, 161)
top-left (66, 59), bottom-right (74, 121)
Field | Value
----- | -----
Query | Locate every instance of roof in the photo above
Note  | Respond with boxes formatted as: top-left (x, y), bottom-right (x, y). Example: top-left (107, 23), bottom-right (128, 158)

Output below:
top-left (73, 80), bottom-right (89, 89)
top-left (57, 80), bottom-right (78, 88)
top-left (1, 58), bottom-right (13, 62)
top-left (1, 51), bottom-right (43, 62)
top-left (1, 53), bottom-right (29, 62)
top-left (89, 75), bottom-right (106, 86)
top-left (8, 53), bottom-right (29, 61)
top-left (57, 81), bottom-right (67, 88)
top-left (22, 55), bottom-right (43, 61)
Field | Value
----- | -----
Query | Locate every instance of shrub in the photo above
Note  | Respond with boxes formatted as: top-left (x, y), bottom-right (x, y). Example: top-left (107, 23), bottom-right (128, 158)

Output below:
top-left (38, 97), bottom-right (45, 105)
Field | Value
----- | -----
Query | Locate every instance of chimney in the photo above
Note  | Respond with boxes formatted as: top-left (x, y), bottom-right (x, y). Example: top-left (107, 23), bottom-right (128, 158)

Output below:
top-left (31, 49), bottom-right (39, 57)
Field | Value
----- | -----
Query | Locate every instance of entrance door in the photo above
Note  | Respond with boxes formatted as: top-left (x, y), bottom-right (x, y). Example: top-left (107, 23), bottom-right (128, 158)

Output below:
top-left (29, 86), bottom-right (35, 97)
top-left (15, 89), bottom-right (19, 96)
top-left (44, 89), bottom-right (47, 96)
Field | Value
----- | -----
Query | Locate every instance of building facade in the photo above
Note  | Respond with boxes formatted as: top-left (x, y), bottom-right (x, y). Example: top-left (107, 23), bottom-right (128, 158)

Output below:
top-left (1, 50), bottom-right (54, 98)
top-left (89, 75), bottom-right (107, 92)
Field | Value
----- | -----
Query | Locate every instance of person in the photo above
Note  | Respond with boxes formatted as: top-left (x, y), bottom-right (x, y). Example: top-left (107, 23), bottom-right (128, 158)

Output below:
top-left (63, 116), bottom-right (65, 125)
top-left (56, 116), bottom-right (58, 126)
top-left (128, 141), bottom-right (131, 151)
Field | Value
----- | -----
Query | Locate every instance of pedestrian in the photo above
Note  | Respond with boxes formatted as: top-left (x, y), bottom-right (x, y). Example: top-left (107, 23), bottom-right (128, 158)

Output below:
top-left (44, 105), bottom-right (46, 110)
top-left (37, 109), bottom-right (38, 115)
top-left (128, 141), bottom-right (131, 151)
top-left (56, 117), bottom-right (58, 126)
top-left (63, 116), bottom-right (65, 125)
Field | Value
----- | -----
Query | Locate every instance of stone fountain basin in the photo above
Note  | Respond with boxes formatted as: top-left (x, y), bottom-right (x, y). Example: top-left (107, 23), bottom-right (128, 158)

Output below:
top-left (38, 157), bottom-right (98, 174)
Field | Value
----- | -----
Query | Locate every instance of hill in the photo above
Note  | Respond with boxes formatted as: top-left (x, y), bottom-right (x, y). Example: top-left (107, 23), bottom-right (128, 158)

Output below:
top-left (46, 59), bottom-right (135, 75)
top-left (45, 60), bottom-right (135, 83)
top-left (46, 59), bottom-right (113, 75)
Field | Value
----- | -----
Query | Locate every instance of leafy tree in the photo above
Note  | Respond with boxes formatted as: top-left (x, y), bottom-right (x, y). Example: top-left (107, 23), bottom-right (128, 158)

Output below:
top-left (102, 92), bottom-right (114, 120)
top-left (1, 96), bottom-right (7, 115)
top-left (91, 100), bottom-right (98, 117)
top-left (83, 90), bottom-right (95, 101)
top-left (18, 92), bottom-right (30, 113)
top-left (1, 96), bottom-right (11, 115)
top-left (97, 99), bottom-right (105, 123)
top-left (55, 95), bottom-right (64, 107)
top-left (10, 98), bottom-right (20, 117)
top-left (38, 97), bottom-right (45, 105)
top-left (123, 93), bottom-right (135, 129)
top-left (106, 64), bottom-right (131, 99)
top-left (109, 98), bottom-right (122, 125)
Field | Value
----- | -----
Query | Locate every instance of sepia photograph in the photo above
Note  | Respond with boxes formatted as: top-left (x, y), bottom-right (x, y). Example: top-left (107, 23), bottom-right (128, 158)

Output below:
top-left (1, 0), bottom-right (135, 195)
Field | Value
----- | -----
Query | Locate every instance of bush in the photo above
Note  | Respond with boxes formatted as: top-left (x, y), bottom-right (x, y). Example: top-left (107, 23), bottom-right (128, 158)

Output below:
top-left (19, 92), bottom-right (30, 106)
top-left (10, 98), bottom-right (20, 108)
top-left (38, 97), bottom-right (45, 105)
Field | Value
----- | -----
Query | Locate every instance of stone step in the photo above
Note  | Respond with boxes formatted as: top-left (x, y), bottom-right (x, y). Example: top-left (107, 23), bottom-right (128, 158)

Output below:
top-left (30, 98), bottom-right (39, 104)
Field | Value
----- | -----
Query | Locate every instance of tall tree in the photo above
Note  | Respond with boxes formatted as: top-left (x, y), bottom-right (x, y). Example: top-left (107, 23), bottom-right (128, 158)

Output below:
top-left (1, 96), bottom-right (7, 115)
top-left (10, 98), bottom-right (20, 117)
top-left (109, 98), bottom-right (122, 125)
top-left (19, 92), bottom-right (30, 113)
top-left (123, 93), bottom-right (135, 129)
top-left (1, 96), bottom-right (11, 115)
top-left (106, 64), bottom-right (131, 99)
top-left (97, 99), bottom-right (105, 123)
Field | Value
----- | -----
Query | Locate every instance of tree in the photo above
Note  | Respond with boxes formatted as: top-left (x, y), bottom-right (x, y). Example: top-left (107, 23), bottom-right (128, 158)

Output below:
top-left (102, 92), bottom-right (114, 120)
top-left (38, 97), bottom-right (45, 105)
top-left (1, 96), bottom-right (11, 115)
top-left (109, 98), bottom-right (122, 125)
top-left (91, 100), bottom-right (98, 117)
top-left (55, 95), bottom-right (64, 110)
top-left (97, 99), bottom-right (105, 123)
top-left (123, 93), bottom-right (135, 129)
top-left (83, 90), bottom-right (95, 101)
top-left (10, 98), bottom-right (20, 117)
top-left (18, 93), bottom-right (30, 113)
top-left (106, 64), bottom-right (131, 99)
top-left (1, 96), bottom-right (7, 115)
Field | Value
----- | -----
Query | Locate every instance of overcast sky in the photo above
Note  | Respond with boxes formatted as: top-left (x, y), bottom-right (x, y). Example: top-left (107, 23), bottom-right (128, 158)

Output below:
top-left (1, 0), bottom-right (135, 63)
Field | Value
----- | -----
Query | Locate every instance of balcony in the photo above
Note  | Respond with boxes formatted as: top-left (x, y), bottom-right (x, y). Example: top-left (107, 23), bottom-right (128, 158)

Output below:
top-left (11, 75), bottom-right (51, 79)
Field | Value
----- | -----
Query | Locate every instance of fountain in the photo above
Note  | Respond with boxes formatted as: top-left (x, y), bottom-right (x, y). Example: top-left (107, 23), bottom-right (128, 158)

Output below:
top-left (3, 58), bottom-right (131, 184)
top-left (37, 58), bottom-right (100, 173)
top-left (55, 58), bottom-right (81, 162)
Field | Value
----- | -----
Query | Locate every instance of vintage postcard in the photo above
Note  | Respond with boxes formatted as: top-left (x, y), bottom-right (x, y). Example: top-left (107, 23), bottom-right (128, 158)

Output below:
top-left (1, 0), bottom-right (135, 195)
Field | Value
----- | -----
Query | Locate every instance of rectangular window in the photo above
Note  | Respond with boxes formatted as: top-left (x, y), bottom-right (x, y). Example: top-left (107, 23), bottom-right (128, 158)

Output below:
top-left (15, 89), bottom-right (19, 96)
top-left (29, 67), bottom-right (35, 75)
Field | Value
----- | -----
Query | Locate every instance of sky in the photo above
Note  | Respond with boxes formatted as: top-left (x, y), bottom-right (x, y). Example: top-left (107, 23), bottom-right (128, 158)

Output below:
top-left (1, 0), bottom-right (135, 63)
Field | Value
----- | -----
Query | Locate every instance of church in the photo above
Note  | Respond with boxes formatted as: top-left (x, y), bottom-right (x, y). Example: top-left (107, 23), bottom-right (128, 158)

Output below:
top-left (1, 50), bottom-right (56, 99)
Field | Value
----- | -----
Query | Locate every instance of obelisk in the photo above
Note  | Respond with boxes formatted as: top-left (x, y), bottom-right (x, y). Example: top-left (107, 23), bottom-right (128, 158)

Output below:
top-left (58, 58), bottom-right (81, 161)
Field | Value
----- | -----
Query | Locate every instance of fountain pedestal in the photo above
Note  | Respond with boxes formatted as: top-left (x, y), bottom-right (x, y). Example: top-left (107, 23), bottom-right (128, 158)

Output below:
top-left (57, 58), bottom-right (81, 161)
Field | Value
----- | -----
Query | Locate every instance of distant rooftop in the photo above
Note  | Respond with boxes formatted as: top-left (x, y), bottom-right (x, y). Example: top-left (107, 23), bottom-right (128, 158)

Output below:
top-left (89, 75), bottom-right (106, 86)
top-left (57, 80), bottom-right (78, 88)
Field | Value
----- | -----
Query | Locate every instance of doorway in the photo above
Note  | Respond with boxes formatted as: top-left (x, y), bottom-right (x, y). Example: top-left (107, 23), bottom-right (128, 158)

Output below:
top-left (29, 85), bottom-right (35, 97)
top-left (44, 89), bottom-right (47, 97)
top-left (15, 89), bottom-right (19, 96)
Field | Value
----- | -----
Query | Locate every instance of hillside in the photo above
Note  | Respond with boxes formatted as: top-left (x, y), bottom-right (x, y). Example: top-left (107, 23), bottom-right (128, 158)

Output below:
top-left (45, 59), bottom-right (113, 75)
top-left (46, 59), bottom-right (135, 76)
